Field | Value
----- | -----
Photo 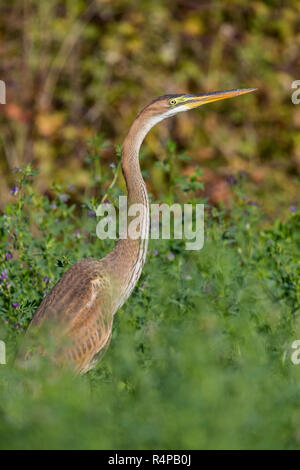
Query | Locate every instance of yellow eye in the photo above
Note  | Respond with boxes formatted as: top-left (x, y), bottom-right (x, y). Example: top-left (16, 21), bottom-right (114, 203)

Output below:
top-left (169, 98), bottom-right (177, 106)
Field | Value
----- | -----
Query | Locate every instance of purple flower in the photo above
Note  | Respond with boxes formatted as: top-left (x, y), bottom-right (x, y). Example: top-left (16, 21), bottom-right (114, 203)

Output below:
top-left (43, 276), bottom-right (52, 284)
top-left (109, 162), bottom-right (116, 169)
top-left (167, 252), bottom-right (175, 261)
top-left (12, 167), bottom-right (22, 174)
top-left (226, 174), bottom-right (237, 186)
top-left (88, 210), bottom-right (95, 217)
top-left (13, 322), bottom-right (21, 328)
top-left (4, 252), bottom-right (13, 260)
top-left (0, 269), bottom-right (8, 280)
top-left (10, 186), bottom-right (19, 195)
top-left (50, 203), bottom-right (57, 210)
top-left (290, 205), bottom-right (297, 213)
top-left (12, 303), bottom-right (19, 308)
top-left (152, 249), bottom-right (158, 256)
top-left (58, 193), bottom-right (69, 203)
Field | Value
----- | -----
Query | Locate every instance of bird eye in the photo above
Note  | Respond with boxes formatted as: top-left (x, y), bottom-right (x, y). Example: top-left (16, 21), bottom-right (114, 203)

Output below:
top-left (169, 99), bottom-right (177, 106)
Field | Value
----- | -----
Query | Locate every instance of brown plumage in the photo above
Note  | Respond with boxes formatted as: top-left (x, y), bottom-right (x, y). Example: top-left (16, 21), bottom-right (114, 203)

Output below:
top-left (20, 89), bottom-right (256, 374)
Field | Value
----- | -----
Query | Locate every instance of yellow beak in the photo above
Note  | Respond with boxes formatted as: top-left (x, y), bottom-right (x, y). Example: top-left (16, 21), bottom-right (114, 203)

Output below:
top-left (185, 88), bottom-right (257, 108)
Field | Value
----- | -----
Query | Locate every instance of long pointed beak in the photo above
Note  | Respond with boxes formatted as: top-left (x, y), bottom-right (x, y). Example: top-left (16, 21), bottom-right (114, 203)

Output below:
top-left (186, 88), bottom-right (257, 108)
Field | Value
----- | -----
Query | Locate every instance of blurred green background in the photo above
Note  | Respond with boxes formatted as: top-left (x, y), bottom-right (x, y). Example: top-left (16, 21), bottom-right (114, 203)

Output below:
top-left (0, 0), bottom-right (299, 213)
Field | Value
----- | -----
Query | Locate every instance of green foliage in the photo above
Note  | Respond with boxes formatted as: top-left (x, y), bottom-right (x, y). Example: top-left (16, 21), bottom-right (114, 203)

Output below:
top-left (0, 140), bottom-right (299, 449)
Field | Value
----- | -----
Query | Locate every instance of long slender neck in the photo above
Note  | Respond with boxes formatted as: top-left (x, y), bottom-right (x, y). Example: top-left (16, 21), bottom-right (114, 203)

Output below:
top-left (104, 110), bottom-right (158, 312)
top-left (122, 113), bottom-right (150, 206)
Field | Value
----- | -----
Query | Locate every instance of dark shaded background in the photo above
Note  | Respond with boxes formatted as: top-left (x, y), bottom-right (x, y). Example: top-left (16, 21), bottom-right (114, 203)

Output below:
top-left (0, 0), bottom-right (299, 213)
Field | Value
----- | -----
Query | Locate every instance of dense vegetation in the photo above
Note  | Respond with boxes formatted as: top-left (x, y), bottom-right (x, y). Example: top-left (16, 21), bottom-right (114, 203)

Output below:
top-left (0, 149), bottom-right (299, 449)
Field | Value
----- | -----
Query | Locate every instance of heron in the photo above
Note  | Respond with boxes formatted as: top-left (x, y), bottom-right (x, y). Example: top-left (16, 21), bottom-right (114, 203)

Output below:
top-left (21, 88), bottom-right (256, 374)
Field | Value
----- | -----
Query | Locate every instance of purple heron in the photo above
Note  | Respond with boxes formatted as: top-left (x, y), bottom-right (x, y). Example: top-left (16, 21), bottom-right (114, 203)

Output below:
top-left (22, 88), bottom-right (256, 374)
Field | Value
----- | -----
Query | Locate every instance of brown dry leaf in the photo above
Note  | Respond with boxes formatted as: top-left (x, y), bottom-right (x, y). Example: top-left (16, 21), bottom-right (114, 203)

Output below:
top-left (251, 167), bottom-right (267, 183)
top-left (206, 178), bottom-right (231, 206)
top-left (5, 103), bottom-right (32, 122)
top-left (36, 112), bottom-right (65, 137)
top-left (195, 147), bottom-right (215, 160)
top-left (202, 168), bottom-right (231, 206)
top-left (182, 166), bottom-right (231, 205)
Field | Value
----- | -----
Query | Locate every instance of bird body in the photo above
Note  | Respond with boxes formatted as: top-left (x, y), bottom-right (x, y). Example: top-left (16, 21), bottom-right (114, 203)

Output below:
top-left (22, 88), bottom-right (256, 374)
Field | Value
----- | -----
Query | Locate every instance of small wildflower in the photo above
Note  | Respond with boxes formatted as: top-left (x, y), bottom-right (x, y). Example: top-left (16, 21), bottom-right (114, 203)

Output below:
top-left (74, 229), bottom-right (81, 239)
top-left (12, 303), bottom-right (19, 308)
top-left (109, 162), bottom-right (116, 169)
top-left (10, 185), bottom-right (19, 195)
top-left (88, 210), bottom-right (95, 217)
top-left (167, 252), bottom-right (175, 261)
top-left (290, 205), bottom-right (297, 213)
top-left (13, 322), bottom-right (21, 328)
top-left (152, 249), bottom-right (158, 256)
top-left (247, 200), bottom-right (260, 207)
top-left (50, 203), bottom-right (57, 210)
top-left (226, 174), bottom-right (237, 186)
top-left (12, 167), bottom-right (22, 173)
top-left (4, 252), bottom-right (13, 260)
top-left (6, 282), bottom-right (11, 288)
top-left (58, 193), bottom-right (69, 203)
top-left (0, 269), bottom-right (8, 280)
top-left (43, 276), bottom-right (52, 284)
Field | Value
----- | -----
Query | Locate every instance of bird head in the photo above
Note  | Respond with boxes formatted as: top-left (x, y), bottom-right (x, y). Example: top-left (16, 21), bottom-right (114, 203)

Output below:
top-left (142, 88), bottom-right (257, 122)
